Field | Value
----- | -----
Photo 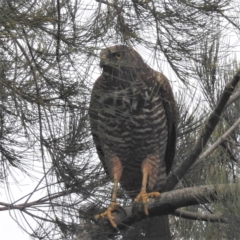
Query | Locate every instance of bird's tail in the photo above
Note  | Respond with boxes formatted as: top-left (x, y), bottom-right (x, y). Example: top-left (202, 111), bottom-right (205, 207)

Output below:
top-left (123, 215), bottom-right (171, 240)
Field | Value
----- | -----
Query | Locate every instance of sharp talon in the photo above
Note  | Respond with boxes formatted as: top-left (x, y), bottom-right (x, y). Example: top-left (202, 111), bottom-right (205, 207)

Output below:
top-left (134, 191), bottom-right (160, 215)
top-left (95, 202), bottom-right (119, 228)
top-left (95, 214), bottom-right (100, 219)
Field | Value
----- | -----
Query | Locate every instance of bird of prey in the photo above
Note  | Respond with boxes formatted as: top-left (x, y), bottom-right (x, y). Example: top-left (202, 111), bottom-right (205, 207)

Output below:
top-left (89, 45), bottom-right (176, 229)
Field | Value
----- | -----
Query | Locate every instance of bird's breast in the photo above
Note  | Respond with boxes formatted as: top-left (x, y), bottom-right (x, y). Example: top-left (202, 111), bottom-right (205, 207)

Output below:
top-left (96, 85), bottom-right (168, 194)
top-left (97, 88), bottom-right (167, 158)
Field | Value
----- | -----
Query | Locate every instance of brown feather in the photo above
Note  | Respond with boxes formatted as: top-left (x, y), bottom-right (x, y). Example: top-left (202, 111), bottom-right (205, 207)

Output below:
top-left (89, 45), bottom-right (177, 196)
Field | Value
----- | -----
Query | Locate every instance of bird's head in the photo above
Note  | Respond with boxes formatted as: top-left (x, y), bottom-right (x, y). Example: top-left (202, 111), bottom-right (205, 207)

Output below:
top-left (99, 45), bottom-right (146, 75)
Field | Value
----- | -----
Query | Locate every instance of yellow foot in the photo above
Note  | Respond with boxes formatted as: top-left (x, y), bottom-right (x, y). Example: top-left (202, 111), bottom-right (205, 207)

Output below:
top-left (134, 191), bottom-right (160, 215)
top-left (95, 202), bottom-right (119, 228)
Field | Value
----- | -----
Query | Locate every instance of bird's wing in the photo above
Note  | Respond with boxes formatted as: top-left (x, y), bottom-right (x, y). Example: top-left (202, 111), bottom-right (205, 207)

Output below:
top-left (155, 71), bottom-right (177, 174)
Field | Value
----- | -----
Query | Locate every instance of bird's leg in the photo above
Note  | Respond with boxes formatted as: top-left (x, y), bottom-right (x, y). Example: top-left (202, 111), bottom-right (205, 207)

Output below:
top-left (95, 156), bottom-right (122, 228)
top-left (134, 158), bottom-right (160, 215)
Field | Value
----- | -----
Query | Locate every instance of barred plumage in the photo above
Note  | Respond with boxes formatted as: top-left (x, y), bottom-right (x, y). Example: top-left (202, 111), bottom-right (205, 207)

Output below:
top-left (89, 45), bottom-right (177, 229)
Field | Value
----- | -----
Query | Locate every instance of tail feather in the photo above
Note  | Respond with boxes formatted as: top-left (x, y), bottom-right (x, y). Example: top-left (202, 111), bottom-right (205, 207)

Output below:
top-left (123, 216), bottom-right (171, 240)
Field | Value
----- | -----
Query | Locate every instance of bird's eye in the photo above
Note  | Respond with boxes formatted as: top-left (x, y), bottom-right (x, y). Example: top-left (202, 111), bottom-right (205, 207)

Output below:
top-left (113, 52), bottom-right (121, 60)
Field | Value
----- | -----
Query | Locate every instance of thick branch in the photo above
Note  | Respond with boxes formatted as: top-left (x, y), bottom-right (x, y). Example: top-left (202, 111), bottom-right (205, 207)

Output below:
top-left (164, 70), bottom-right (240, 191)
top-left (92, 183), bottom-right (238, 237)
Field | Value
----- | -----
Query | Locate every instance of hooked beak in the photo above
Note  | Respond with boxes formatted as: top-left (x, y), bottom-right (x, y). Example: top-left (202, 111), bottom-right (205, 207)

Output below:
top-left (99, 49), bottom-right (109, 68)
top-left (100, 59), bottom-right (107, 68)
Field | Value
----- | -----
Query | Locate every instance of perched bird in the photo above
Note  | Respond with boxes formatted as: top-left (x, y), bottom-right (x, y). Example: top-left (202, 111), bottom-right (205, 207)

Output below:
top-left (89, 45), bottom-right (176, 234)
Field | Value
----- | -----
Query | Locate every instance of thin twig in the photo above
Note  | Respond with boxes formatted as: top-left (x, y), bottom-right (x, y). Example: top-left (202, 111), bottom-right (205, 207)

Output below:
top-left (199, 116), bottom-right (240, 161)
top-left (173, 209), bottom-right (228, 223)
top-left (225, 88), bottom-right (240, 108)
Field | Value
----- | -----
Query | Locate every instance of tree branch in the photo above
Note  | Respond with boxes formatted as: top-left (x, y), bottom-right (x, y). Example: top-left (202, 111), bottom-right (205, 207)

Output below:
top-left (199, 116), bottom-right (240, 161)
top-left (0, 189), bottom-right (75, 211)
top-left (220, 141), bottom-right (240, 165)
top-left (173, 209), bottom-right (228, 223)
top-left (226, 87), bottom-right (240, 108)
top-left (91, 183), bottom-right (238, 237)
top-left (95, 0), bottom-right (115, 8)
top-left (164, 70), bottom-right (240, 191)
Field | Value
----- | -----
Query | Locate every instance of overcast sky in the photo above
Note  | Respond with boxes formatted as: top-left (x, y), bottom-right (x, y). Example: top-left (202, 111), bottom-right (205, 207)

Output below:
top-left (1, 1), bottom-right (240, 240)
top-left (0, 212), bottom-right (30, 240)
